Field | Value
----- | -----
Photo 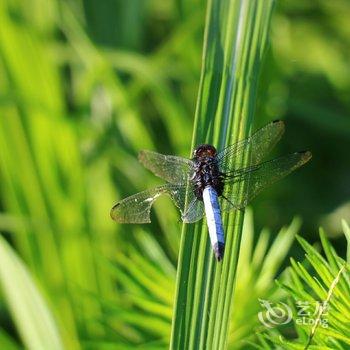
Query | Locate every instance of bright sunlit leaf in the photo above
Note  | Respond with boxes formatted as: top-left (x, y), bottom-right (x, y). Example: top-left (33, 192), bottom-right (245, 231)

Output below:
top-left (0, 236), bottom-right (64, 350)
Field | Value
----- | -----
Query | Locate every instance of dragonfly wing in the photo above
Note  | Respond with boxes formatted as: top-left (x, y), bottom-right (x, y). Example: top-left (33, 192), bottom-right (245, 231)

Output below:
top-left (219, 196), bottom-right (241, 213)
top-left (221, 151), bottom-right (312, 211)
top-left (217, 120), bottom-right (285, 172)
top-left (182, 198), bottom-right (205, 223)
top-left (110, 184), bottom-right (191, 223)
top-left (139, 150), bottom-right (194, 185)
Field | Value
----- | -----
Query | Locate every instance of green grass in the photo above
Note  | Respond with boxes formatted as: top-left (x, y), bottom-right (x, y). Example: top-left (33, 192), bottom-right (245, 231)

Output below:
top-left (0, 0), bottom-right (350, 349)
top-left (256, 224), bottom-right (350, 349)
top-left (0, 236), bottom-right (64, 350)
top-left (170, 1), bottom-right (275, 349)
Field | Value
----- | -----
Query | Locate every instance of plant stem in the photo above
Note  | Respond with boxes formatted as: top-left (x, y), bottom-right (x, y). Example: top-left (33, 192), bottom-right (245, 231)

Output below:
top-left (170, 0), bottom-right (275, 349)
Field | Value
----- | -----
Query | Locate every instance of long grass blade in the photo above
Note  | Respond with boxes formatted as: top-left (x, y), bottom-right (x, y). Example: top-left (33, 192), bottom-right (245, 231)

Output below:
top-left (170, 0), bottom-right (275, 349)
top-left (0, 235), bottom-right (64, 350)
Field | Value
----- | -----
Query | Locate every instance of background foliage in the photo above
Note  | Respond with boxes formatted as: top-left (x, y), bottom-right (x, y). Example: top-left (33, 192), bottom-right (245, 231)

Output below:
top-left (0, 0), bottom-right (349, 349)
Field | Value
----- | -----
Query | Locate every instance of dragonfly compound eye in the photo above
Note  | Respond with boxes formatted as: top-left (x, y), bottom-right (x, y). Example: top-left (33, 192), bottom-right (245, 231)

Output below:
top-left (193, 144), bottom-right (217, 158)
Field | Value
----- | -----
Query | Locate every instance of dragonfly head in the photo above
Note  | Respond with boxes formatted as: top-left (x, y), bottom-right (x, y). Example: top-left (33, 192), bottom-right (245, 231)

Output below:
top-left (193, 144), bottom-right (217, 159)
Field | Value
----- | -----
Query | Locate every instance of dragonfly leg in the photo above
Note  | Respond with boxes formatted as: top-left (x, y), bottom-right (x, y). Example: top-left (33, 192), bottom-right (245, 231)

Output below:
top-left (221, 194), bottom-right (245, 212)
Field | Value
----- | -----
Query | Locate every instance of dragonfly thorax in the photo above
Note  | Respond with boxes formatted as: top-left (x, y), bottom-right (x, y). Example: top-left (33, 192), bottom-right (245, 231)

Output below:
top-left (191, 153), bottom-right (224, 200)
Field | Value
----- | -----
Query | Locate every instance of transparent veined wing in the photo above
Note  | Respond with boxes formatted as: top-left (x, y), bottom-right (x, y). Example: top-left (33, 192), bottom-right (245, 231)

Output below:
top-left (217, 120), bottom-right (285, 172)
top-left (139, 150), bottom-right (194, 185)
top-left (110, 184), bottom-right (196, 223)
top-left (182, 198), bottom-right (205, 223)
top-left (219, 195), bottom-right (239, 213)
top-left (220, 151), bottom-right (312, 211)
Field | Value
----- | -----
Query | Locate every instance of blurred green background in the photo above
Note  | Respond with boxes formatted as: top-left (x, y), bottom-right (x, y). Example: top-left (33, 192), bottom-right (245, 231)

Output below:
top-left (0, 0), bottom-right (350, 348)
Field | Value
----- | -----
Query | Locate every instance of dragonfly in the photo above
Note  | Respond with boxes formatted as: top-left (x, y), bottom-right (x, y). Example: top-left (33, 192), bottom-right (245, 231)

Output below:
top-left (110, 120), bottom-right (311, 261)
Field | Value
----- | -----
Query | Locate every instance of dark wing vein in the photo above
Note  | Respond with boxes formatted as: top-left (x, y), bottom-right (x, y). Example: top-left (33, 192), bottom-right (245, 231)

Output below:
top-left (182, 197), bottom-right (204, 223)
top-left (217, 120), bottom-right (285, 172)
top-left (110, 184), bottom-right (202, 223)
top-left (139, 150), bottom-right (194, 185)
top-left (220, 151), bottom-right (312, 211)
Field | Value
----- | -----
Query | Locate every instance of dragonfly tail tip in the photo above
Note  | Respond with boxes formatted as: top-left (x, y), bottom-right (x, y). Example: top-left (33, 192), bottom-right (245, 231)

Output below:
top-left (214, 242), bottom-right (225, 262)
